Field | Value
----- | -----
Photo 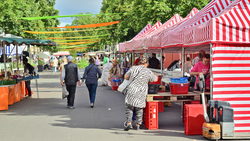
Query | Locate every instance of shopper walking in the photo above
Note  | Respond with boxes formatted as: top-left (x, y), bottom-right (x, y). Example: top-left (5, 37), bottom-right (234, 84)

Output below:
top-left (52, 57), bottom-right (58, 73)
top-left (82, 58), bottom-right (102, 108)
top-left (60, 56), bottom-right (81, 109)
top-left (123, 55), bottom-right (158, 131)
top-left (101, 61), bottom-right (113, 86)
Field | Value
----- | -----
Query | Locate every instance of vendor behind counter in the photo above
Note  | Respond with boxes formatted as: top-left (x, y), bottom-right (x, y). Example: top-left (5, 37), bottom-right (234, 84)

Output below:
top-left (148, 53), bottom-right (160, 69)
top-left (23, 57), bottom-right (34, 97)
top-left (190, 54), bottom-right (210, 91)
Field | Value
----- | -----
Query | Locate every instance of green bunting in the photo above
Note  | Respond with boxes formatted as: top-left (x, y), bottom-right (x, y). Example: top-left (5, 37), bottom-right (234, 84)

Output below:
top-left (20, 13), bottom-right (120, 20)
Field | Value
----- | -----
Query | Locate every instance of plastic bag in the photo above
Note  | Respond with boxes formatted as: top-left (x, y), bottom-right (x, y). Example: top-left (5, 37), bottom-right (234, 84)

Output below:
top-left (62, 85), bottom-right (69, 99)
top-left (118, 79), bottom-right (130, 93)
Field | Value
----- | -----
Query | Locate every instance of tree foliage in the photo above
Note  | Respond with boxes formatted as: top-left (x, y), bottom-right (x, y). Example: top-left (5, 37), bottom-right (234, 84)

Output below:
top-left (0, 0), bottom-right (60, 39)
top-left (100, 0), bottom-right (210, 43)
top-left (69, 0), bottom-right (210, 52)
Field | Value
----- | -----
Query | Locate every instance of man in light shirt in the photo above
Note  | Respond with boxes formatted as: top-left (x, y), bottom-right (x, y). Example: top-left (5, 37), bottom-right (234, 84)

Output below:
top-left (192, 50), bottom-right (205, 66)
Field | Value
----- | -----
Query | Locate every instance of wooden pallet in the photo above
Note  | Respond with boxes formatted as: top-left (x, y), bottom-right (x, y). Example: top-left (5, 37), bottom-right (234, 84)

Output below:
top-left (146, 92), bottom-right (209, 102)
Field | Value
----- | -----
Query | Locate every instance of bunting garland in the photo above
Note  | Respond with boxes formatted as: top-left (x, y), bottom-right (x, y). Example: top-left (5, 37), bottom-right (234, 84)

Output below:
top-left (57, 43), bottom-right (96, 48)
top-left (23, 27), bottom-right (116, 34)
top-left (19, 13), bottom-right (120, 20)
top-left (47, 21), bottom-right (120, 29)
top-left (54, 38), bottom-right (103, 43)
top-left (57, 41), bottom-right (99, 45)
top-left (46, 34), bottom-right (110, 39)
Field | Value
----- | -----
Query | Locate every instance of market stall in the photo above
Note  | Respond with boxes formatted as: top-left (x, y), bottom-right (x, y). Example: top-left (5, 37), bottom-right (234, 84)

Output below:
top-left (119, 0), bottom-right (250, 137)
top-left (144, 0), bottom-right (250, 138)
top-left (0, 37), bottom-right (57, 111)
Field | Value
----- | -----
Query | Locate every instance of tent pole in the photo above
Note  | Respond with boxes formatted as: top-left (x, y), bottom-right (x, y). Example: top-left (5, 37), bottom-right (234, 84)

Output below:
top-left (132, 51), bottom-right (135, 66)
top-left (160, 49), bottom-right (163, 75)
top-left (29, 44), bottom-right (31, 59)
top-left (145, 50), bottom-right (148, 59)
top-left (3, 42), bottom-right (7, 79)
top-left (16, 43), bottom-right (19, 71)
top-left (210, 43), bottom-right (213, 100)
top-left (182, 47), bottom-right (185, 77)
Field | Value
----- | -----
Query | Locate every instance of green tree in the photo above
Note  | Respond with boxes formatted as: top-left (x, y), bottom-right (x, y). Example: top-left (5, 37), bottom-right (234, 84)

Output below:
top-left (100, 0), bottom-right (210, 44)
top-left (0, 0), bottom-right (60, 40)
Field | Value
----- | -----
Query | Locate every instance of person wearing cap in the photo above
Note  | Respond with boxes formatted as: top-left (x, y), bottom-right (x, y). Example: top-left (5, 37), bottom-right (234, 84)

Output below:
top-left (61, 56), bottom-right (81, 109)
top-left (148, 53), bottom-right (160, 69)
top-left (123, 55), bottom-right (158, 131)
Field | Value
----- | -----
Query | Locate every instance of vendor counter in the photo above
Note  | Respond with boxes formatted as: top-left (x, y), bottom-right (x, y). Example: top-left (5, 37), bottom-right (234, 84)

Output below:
top-left (0, 81), bottom-right (26, 110)
top-left (144, 91), bottom-right (210, 130)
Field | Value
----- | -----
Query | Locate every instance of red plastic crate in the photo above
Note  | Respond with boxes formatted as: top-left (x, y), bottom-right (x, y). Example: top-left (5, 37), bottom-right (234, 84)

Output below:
top-left (184, 104), bottom-right (205, 135)
top-left (182, 101), bottom-right (201, 124)
top-left (152, 97), bottom-right (164, 112)
top-left (150, 76), bottom-right (162, 85)
top-left (158, 102), bottom-right (164, 112)
top-left (170, 82), bottom-right (189, 94)
top-left (143, 102), bottom-right (158, 130)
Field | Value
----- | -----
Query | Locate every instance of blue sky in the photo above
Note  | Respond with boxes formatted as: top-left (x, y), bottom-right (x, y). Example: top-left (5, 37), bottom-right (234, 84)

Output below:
top-left (55, 0), bottom-right (103, 27)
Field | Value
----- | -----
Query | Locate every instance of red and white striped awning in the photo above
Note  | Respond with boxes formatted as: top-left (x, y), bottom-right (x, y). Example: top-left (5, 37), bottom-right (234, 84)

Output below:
top-left (149, 8), bottom-right (199, 50)
top-left (161, 0), bottom-right (232, 48)
top-left (119, 42), bottom-right (126, 53)
top-left (132, 21), bottom-right (162, 51)
top-left (211, 0), bottom-right (250, 44)
top-left (212, 44), bottom-right (250, 133)
top-left (143, 14), bottom-right (183, 49)
top-left (119, 23), bottom-right (152, 52)
top-left (133, 23), bottom-right (152, 39)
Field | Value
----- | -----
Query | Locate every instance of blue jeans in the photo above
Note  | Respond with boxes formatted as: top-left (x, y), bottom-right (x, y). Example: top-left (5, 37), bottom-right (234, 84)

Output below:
top-left (52, 67), bottom-right (57, 72)
top-left (86, 83), bottom-right (98, 104)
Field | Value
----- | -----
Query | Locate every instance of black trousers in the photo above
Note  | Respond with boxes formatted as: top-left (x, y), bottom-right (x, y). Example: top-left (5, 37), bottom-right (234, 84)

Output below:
top-left (66, 85), bottom-right (76, 106)
top-left (25, 80), bottom-right (31, 96)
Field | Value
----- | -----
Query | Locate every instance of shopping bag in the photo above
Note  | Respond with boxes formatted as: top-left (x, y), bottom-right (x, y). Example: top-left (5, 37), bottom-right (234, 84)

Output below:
top-left (62, 85), bottom-right (69, 99)
top-left (118, 79), bottom-right (130, 93)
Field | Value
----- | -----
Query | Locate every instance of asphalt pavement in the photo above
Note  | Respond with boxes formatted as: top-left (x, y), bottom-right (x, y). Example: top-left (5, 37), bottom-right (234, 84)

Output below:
top-left (0, 70), bottom-right (207, 141)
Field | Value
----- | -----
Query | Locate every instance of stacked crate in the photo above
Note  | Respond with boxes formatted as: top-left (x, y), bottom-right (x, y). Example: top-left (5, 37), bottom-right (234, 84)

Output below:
top-left (143, 102), bottom-right (158, 130)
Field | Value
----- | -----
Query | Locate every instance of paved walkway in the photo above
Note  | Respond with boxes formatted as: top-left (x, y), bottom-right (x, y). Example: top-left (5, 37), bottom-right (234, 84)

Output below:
top-left (0, 71), bottom-right (206, 141)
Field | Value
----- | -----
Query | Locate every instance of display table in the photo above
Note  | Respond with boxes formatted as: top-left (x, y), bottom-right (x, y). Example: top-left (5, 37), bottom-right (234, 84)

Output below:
top-left (146, 91), bottom-right (210, 102)
top-left (144, 91), bottom-right (210, 130)
top-left (0, 81), bottom-right (26, 110)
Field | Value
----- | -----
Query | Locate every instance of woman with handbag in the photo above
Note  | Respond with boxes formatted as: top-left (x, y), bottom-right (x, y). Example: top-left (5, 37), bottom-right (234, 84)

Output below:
top-left (82, 58), bottom-right (102, 108)
top-left (123, 55), bottom-right (158, 131)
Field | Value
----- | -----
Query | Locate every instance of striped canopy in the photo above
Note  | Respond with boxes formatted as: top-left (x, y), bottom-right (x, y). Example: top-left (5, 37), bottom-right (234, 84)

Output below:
top-left (143, 14), bottom-right (184, 50)
top-left (119, 23), bottom-right (152, 53)
top-left (131, 21), bottom-right (162, 51)
top-left (149, 8), bottom-right (199, 50)
top-left (161, 0), bottom-right (232, 48)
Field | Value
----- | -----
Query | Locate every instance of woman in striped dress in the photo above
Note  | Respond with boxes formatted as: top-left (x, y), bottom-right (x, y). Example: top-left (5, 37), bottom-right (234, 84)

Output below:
top-left (124, 55), bottom-right (158, 131)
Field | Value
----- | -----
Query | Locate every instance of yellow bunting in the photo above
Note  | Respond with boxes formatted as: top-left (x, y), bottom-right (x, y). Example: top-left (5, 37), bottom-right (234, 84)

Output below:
top-left (46, 34), bottom-right (110, 39)
top-left (54, 38), bottom-right (103, 43)
top-left (57, 41), bottom-right (99, 45)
